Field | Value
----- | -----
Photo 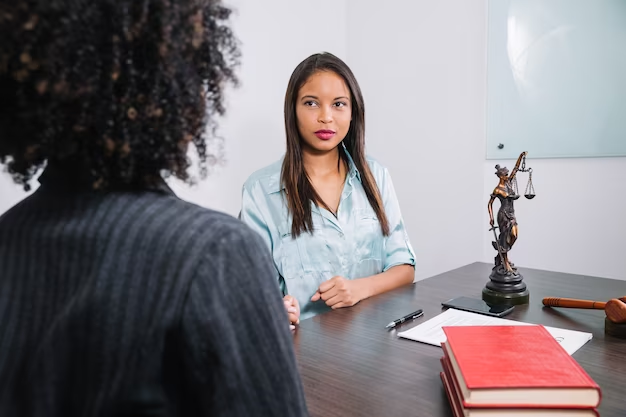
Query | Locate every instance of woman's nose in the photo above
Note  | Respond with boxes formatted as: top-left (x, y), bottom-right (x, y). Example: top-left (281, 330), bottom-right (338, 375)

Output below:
top-left (317, 107), bottom-right (333, 124)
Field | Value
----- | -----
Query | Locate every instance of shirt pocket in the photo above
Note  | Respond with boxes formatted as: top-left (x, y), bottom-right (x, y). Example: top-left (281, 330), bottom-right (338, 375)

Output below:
top-left (276, 222), bottom-right (304, 280)
top-left (276, 220), bottom-right (332, 279)
top-left (355, 208), bottom-right (379, 228)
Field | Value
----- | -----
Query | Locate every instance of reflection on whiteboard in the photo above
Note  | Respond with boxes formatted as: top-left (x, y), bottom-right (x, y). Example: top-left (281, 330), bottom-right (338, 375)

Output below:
top-left (486, 0), bottom-right (626, 159)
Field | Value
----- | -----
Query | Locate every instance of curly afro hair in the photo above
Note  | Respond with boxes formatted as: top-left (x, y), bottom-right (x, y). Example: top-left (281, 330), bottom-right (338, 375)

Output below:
top-left (0, 0), bottom-right (240, 191)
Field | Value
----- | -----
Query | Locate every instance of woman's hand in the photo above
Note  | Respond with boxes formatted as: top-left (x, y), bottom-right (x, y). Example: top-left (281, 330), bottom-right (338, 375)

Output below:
top-left (311, 276), bottom-right (367, 309)
top-left (283, 294), bottom-right (300, 330)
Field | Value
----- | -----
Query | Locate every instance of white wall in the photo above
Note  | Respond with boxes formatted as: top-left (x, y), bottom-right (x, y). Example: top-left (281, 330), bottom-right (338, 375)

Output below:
top-left (2, 0), bottom-right (624, 281)
top-left (0, 174), bottom-right (33, 215)
top-left (345, 0), bottom-right (487, 280)
top-left (347, 0), bottom-right (626, 281)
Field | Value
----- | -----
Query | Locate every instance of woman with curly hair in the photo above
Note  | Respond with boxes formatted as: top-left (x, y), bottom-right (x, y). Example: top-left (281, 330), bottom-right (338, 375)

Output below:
top-left (0, 1), bottom-right (308, 416)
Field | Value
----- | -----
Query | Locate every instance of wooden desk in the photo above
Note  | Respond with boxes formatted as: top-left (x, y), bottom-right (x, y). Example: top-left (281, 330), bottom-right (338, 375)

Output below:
top-left (293, 262), bottom-right (626, 416)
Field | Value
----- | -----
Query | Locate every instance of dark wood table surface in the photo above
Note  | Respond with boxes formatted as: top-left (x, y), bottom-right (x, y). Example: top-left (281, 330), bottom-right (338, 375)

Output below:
top-left (293, 262), bottom-right (626, 417)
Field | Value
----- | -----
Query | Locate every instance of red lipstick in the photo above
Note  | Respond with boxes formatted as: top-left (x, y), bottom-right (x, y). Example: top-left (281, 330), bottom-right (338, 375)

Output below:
top-left (315, 129), bottom-right (336, 140)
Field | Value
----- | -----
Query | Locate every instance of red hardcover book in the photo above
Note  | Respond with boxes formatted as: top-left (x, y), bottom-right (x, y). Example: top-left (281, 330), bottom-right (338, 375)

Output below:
top-left (440, 370), bottom-right (462, 417)
top-left (441, 325), bottom-right (601, 408)
top-left (440, 357), bottom-right (599, 416)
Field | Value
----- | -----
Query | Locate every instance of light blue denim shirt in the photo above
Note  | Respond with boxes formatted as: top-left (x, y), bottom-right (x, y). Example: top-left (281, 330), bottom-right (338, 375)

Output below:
top-left (240, 149), bottom-right (415, 320)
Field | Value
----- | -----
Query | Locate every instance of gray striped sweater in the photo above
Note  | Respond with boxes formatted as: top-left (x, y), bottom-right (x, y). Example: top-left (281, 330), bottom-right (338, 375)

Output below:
top-left (0, 164), bottom-right (308, 417)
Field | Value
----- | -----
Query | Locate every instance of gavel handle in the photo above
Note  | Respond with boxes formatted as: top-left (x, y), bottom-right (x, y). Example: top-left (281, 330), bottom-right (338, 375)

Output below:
top-left (542, 297), bottom-right (606, 310)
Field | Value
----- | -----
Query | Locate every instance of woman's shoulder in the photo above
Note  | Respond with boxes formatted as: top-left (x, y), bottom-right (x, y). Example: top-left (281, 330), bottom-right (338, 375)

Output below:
top-left (110, 194), bottom-right (259, 263)
top-left (242, 156), bottom-right (284, 194)
top-left (364, 155), bottom-right (390, 181)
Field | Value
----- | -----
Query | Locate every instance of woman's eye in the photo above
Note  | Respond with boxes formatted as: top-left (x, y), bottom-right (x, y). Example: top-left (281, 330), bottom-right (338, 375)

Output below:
top-left (303, 101), bottom-right (317, 107)
top-left (334, 101), bottom-right (347, 108)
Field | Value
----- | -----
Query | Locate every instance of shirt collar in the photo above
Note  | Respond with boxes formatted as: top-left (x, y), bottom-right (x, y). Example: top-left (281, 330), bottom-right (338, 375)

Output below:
top-left (268, 143), bottom-right (361, 194)
top-left (343, 143), bottom-right (362, 183)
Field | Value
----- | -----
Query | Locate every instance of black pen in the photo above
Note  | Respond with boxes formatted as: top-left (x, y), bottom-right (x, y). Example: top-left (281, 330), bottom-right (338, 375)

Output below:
top-left (385, 309), bottom-right (424, 329)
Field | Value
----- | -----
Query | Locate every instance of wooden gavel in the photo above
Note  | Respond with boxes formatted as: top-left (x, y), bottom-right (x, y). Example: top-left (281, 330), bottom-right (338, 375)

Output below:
top-left (542, 296), bottom-right (626, 324)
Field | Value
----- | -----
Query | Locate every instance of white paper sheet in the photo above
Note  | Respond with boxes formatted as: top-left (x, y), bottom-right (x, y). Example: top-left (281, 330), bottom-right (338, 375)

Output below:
top-left (397, 308), bottom-right (593, 355)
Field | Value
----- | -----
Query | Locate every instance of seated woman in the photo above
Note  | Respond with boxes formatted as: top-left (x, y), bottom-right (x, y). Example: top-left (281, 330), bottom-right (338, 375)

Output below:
top-left (240, 52), bottom-right (416, 324)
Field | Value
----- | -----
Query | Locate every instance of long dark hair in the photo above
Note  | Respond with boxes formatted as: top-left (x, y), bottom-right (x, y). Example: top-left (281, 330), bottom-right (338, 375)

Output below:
top-left (281, 52), bottom-right (389, 237)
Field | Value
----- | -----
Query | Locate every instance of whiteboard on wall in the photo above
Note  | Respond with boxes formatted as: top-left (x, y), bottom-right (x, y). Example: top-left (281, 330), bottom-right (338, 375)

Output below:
top-left (486, 0), bottom-right (626, 159)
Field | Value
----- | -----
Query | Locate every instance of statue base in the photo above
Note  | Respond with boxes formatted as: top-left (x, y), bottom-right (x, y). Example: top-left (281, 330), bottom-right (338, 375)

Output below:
top-left (482, 265), bottom-right (529, 306)
top-left (605, 317), bottom-right (626, 339)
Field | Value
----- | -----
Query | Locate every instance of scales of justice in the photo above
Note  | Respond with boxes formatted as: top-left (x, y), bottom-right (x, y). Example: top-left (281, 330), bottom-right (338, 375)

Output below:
top-left (483, 151), bottom-right (536, 306)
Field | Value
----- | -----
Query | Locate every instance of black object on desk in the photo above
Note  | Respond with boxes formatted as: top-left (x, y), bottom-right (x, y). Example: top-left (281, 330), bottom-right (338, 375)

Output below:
top-left (385, 308), bottom-right (424, 329)
top-left (441, 296), bottom-right (514, 318)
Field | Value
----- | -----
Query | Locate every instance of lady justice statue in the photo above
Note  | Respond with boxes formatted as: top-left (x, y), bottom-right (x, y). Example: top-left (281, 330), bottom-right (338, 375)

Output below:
top-left (483, 151), bottom-right (536, 306)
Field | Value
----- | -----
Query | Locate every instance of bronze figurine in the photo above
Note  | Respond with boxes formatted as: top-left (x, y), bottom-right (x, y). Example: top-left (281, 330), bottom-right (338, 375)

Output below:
top-left (488, 151), bottom-right (527, 273)
top-left (483, 151), bottom-right (535, 306)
